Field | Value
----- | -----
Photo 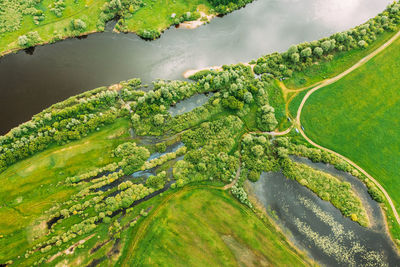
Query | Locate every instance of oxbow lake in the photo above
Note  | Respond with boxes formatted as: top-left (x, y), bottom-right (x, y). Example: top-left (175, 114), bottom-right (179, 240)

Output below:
top-left (250, 157), bottom-right (400, 266)
top-left (0, 0), bottom-right (392, 134)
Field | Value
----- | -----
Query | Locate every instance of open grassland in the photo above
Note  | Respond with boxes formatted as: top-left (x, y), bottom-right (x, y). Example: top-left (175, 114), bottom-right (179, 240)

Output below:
top-left (123, 187), bottom-right (309, 266)
top-left (301, 37), bottom-right (400, 232)
top-left (0, 118), bottom-right (130, 261)
top-left (284, 30), bottom-right (397, 89)
top-left (0, 0), bottom-right (213, 56)
top-left (0, 0), bottom-right (108, 56)
top-left (123, 0), bottom-right (211, 33)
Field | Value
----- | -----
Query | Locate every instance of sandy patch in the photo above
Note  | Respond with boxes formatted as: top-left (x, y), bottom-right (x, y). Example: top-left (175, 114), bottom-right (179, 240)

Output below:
top-left (108, 83), bottom-right (123, 91)
top-left (182, 65), bottom-right (223, 79)
top-left (178, 11), bottom-right (215, 30)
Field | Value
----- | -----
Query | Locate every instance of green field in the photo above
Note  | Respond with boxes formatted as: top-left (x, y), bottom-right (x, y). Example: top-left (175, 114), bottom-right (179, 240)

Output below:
top-left (0, 0), bottom-right (108, 56)
top-left (301, 37), bottom-right (400, 223)
top-left (0, 0), bottom-right (213, 56)
top-left (123, 187), bottom-right (309, 266)
top-left (0, 118), bottom-right (130, 261)
top-left (123, 0), bottom-right (211, 33)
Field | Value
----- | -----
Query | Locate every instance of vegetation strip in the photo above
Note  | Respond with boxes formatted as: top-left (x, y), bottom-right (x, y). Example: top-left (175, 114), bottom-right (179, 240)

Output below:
top-left (295, 29), bottom-right (400, 226)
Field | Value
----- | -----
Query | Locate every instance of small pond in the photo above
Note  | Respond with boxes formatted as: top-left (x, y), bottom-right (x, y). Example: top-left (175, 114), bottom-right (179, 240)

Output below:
top-left (168, 93), bottom-right (212, 117)
top-left (250, 158), bottom-right (400, 266)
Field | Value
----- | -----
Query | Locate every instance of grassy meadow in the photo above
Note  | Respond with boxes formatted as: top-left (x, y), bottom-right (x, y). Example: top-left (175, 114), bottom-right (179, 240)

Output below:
top-left (123, 187), bottom-right (309, 266)
top-left (0, 0), bottom-right (108, 56)
top-left (123, 0), bottom-right (211, 33)
top-left (0, 118), bottom-right (130, 261)
top-left (301, 37), bottom-right (400, 231)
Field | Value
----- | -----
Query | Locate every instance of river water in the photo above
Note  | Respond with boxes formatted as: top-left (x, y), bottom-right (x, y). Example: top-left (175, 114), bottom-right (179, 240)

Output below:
top-left (250, 157), bottom-right (400, 266)
top-left (0, 0), bottom-right (392, 134)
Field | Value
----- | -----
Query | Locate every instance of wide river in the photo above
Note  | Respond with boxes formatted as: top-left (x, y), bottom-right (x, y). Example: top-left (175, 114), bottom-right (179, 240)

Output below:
top-left (0, 0), bottom-right (392, 134)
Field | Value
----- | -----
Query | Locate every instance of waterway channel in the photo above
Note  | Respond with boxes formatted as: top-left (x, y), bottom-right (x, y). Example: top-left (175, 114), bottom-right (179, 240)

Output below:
top-left (0, 0), bottom-right (391, 134)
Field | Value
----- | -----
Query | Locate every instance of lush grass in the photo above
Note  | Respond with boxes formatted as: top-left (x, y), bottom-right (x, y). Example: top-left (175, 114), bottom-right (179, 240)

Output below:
top-left (124, 0), bottom-right (211, 32)
top-left (301, 37), bottom-right (400, 233)
top-left (0, 0), bottom-right (213, 56)
top-left (0, 0), bottom-right (108, 56)
top-left (123, 186), bottom-right (309, 266)
top-left (267, 81), bottom-right (288, 129)
top-left (284, 30), bottom-right (397, 89)
top-left (0, 118), bottom-right (130, 261)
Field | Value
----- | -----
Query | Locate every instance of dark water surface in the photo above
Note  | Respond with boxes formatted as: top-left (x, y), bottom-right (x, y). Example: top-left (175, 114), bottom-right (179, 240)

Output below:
top-left (0, 0), bottom-right (391, 134)
top-left (250, 158), bottom-right (400, 266)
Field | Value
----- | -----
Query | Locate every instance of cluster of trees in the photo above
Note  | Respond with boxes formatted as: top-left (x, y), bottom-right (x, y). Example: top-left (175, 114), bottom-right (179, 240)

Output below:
top-left (66, 162), bottom-right (120, 183)
top-left (231, 185), bottom-right (252, 207)
top-left (131, 65), bottom-right (279, 137)
top-left (103, 182), bottom-right (153, 212)
top-left (172, 116), bottom-right (242, 186)
top-left (115, 142), bottom-right (150, 175)
top-left (256, 105), bottom-right (278, 131)
top-left (241, 134), bottom-right (279, 182)
top-left (254, 2), bottom-right (400, 78)
top-left (280, 159), bottom-right (369, 226)
top-left (0, 87), bottom-right (122, 173)
top-left (142, 146), bottom-right (186, 170)
top-left (146, 171), bottom-right (167, 189)
top-left (208, 0), bottom-right (254, 15)
top-left (17, 31), bottom-right (42, 47)
top-left (50, 0), bottom-right (66, 17)
top-left (98, 0), bottom-right (144, 32)
top-left (170, 11), bottom-right (201, 25)
top-left (70, 19), bottom-right (87, 32)
top-left (0, 0), bottom-right (42, 33)
top-left (283, 140), bottom-right (385, 203)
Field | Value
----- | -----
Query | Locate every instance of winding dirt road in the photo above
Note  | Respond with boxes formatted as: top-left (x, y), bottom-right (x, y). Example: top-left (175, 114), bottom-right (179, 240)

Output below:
top-left (295, 30), bottom-right (400, 225)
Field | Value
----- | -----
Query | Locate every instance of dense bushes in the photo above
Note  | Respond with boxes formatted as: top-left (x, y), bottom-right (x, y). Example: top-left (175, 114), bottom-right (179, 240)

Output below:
top-left (281, 159), bottom-right (369, 226)
top-left (0, 0), bottom-right (42, 33)
top-left (114, 142), bottom-right (150, 174)
top-left (209, 0), bottom-right (254, 15)
top-left (254, 2), bottom-right (400, 79)
top-left (17, 31), bottom-right (42, 48)
top-left (0, 87), bottom-right (122, 173)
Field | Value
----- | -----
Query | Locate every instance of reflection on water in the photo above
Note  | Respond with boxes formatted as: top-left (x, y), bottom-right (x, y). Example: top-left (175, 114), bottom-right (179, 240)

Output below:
top-left (0, 0), bottom-right (392, 134)
top-left (250, 166), bottom-right (400, 266)
top-left (168, 93), bottom-right (212, 117)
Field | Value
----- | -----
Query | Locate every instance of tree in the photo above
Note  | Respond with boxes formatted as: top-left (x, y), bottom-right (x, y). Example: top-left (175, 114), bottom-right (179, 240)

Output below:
top-left (313, 47), bottom-right (323, 57)
top-left (290, 53), bottom-right (300, 63)
top-left (287, 44), bottom-right (298, 54)
top-left (17, 35), bottom-right (29, 47)
top-left (251, 145), bottom-right (264, 157)
top-left (321, 40), bottom-right (332, 52)
top-left (243, 91), bottom-right (253, 103)
top-left (71, 19), bottom-right (87, 31)
top-left (153, 114), bottom-right (164, 126)
top-left (358, 40), bottom-right (367, 48)
top-left (300, 47), bottom-right (312, 58)
top-left (257, 105), bottom-right (278, 131)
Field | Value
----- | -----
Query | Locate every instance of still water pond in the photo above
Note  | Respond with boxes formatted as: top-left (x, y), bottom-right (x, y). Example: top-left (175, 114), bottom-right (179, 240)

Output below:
top-left (0, 0), bottom-right (391, 134)
top-left (250, 157), bottom-right (400, 266)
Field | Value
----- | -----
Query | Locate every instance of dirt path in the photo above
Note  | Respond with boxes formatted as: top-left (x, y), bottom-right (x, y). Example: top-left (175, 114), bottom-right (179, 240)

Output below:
top-left (295, 29), bottom-right (400, 226)
top-left (223, 158), bottom-right (241, 190)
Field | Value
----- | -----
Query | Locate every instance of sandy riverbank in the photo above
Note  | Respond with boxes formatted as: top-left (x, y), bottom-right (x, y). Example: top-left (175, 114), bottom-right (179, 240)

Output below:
top-left (178, 12), bottom-right (216, 30)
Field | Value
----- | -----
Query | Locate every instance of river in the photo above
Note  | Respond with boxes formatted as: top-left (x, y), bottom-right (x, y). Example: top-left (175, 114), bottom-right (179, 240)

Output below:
top-left (0, 0), bottom-right (391, 134)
